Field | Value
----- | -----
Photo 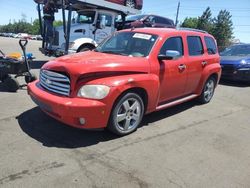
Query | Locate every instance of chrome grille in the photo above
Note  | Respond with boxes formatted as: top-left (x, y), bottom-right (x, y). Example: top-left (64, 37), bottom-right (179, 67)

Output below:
top-left (40, 69), bottom-right (70, 96)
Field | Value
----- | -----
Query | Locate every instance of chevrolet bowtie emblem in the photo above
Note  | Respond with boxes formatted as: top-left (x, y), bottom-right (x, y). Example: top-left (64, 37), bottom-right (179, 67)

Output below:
top-left (46, 79), bottom-right (52, 85)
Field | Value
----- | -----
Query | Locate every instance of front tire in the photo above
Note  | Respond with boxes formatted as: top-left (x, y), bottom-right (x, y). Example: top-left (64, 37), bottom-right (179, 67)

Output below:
top-left (198, 77), bottom-right (216, 104)
top-left (78, 45), bottom-right (95, 52)
top-left (108, 92), bottom-right (144, 136)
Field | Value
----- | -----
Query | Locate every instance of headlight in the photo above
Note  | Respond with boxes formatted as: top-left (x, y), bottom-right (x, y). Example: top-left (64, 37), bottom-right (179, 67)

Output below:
top-left (77, 85), bottom-right (110, 99)
top-left (241, 60), bottom-right (250, 65)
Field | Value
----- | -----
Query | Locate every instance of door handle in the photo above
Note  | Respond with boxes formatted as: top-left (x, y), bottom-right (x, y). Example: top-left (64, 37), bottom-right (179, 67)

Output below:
top-left (178, 64), bottom-right (186, 71)
top-left (202, 61), bottom-right (207, 66)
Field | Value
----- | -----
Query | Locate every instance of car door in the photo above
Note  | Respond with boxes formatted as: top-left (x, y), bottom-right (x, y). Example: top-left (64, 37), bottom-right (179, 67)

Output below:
top-left (95, 12), bottom-right (114, 44)
top-left (184, 35), bottom-right (205, 95)
top-left (158, 36), bottom-right (188, 103)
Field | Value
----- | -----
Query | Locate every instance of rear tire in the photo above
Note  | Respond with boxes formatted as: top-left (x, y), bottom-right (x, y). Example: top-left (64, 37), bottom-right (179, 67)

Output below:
top-left (198, 77), bottom-right (216, 104)
top-left (3, 75), bottom-right (19, 92)
top-left (108, 92), bottom-right (144, 136)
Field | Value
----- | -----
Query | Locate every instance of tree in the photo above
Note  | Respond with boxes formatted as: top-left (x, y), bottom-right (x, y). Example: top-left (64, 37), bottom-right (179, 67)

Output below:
top-left (53, 20), bottom-right (63, 27)
top-left (197, 7), bottom-right (213, 33)
top-left (31, 19), bottom-right (41, 35)
top-left (213, 10), bottom-right (233, 50)
top-left (181, 17), bottom-right (198, 28)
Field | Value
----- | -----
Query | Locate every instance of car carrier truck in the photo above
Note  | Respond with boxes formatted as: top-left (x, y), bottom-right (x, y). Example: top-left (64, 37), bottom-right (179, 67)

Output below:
top-left (34, 0), bottom-right (141, 56)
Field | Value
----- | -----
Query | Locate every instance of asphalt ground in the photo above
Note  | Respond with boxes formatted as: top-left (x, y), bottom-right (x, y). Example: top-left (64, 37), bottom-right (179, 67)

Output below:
top-left (0, 36), bottom-right (250, 188)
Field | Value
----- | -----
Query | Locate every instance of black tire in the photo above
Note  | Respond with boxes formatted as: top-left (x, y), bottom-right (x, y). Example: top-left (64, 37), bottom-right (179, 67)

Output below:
top-left (198, 77), bottom-right (216, 104)
top-left (108, 92), bottom-right (144, 136)
top-left (25, 72), bottom-right (37, 84)
top-left (3, 75), bottom-right (19, 92)
top-left (124, 0), bottom-right (136, 8)
top-left (78, 45), bottom-right (95, 52)
top-left (0, 73), bottom-right (8, 82)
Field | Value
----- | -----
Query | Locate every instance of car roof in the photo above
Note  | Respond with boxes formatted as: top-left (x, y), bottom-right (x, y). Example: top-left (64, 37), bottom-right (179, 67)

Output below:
top-left (122, 27), bottom-right (214, 38)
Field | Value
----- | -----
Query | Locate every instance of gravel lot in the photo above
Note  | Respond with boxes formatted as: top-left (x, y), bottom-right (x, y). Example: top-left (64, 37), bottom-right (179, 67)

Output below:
top-left (0, 36), bottom-right (250, 188)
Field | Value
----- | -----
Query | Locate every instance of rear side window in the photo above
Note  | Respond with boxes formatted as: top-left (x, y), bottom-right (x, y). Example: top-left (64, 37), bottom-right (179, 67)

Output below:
top-left (187, 36), bottom-right (204, 56)
top-left (155, 16), bottom-right (173, 25)
top-left (160, 37), bottom-right (183, 56)
top-left (205, 36), bottom-right (217, 55)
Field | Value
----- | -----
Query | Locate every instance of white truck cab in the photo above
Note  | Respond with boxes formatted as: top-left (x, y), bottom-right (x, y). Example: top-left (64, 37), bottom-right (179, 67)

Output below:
top-left (53, 9), bottom-right (118, 54)
top-left (34, 0), bottom-right (141, 56)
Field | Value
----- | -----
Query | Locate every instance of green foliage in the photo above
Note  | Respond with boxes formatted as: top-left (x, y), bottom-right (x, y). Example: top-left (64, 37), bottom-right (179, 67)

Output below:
top-left (181, 7), bottom-right (234, 50)
top-left (213, 10), bottom-right (233, 50)
top-left (53, 20), bottom-right (63, 27)
top-left (197, 7), bottom-right (213, 33)
top-left (0, 16), bottom-right (62, 35)
top-left (181, 17), bottom-right (198, 28)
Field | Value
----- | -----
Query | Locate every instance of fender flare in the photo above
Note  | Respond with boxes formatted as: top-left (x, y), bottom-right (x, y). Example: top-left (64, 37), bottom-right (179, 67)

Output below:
top-left (82, 73), bottom-right (160, 113)
top-left (195, 64), bottom-right (221, 95)
top-left (71, 38), bottom-right (97, 51)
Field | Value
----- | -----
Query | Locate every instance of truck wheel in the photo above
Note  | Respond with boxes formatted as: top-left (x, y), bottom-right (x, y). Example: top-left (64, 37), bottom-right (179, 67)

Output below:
top-left (25, 72), bottom-right (37, 83)
top-left (78, 45), bottom-right (95, 52)
top-left (108, 93), bottom-right (144, 136)
top-left (3, 75), bottom-right (19, 92)
top-left (198, 77), bottom-right (216, 104)
top-left (125, 0), bottom-right (136, 8)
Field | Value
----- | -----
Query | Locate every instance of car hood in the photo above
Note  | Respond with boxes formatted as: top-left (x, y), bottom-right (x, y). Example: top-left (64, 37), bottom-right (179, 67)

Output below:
top-left (42, 51), bottom-right (150, 78)
top-left (220, 56), bottom-right (250, 65)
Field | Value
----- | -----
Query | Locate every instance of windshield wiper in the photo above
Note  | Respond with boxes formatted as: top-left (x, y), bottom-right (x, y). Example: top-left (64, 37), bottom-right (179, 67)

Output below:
top-left (100, 51), bottom-right (128, 56)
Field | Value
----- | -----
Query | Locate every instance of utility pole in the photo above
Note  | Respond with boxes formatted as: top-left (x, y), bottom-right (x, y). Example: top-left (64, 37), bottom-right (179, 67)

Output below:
top-left (175, 1), bottom-right (180, 26)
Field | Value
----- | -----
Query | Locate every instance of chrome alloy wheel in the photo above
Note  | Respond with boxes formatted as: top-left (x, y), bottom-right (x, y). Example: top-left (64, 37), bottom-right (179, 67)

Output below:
top-left (116, 98), bottom-right (142, 132)
top-left (125, 0), bottom-right (136, 8)
top-left (203, 79), bottom-right (215, 102)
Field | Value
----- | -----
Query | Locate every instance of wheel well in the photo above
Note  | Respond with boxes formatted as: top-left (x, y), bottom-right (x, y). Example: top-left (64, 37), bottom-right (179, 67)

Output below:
top-left (77, 43), bottom-right (96, 52)
top-left (209, 73), bottom-right (219, 83)
top-left (115, 87), bottom-right (148, 112)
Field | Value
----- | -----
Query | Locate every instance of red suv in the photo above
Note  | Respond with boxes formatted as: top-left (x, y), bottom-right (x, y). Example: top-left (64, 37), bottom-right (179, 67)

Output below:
top-left (28, 28), bottom-right (221, 135)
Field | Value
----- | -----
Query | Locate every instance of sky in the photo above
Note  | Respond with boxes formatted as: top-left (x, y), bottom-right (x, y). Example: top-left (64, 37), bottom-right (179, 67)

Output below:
top-left (0, 0), bottom-right (249, 42)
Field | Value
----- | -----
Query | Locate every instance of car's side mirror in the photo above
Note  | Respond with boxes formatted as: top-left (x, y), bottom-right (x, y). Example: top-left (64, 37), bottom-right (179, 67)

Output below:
top-left (158, 50), bottom-right (181, 60)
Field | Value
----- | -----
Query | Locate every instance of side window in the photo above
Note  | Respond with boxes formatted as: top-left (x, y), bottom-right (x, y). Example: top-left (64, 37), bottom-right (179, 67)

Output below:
top-left (160, 37), bottom-right (183, 56)
top-left (204, 36), bottom-right (217, 55)
top-left (98, 13), bottom-right (112, 27)
top-left (187, 36), bottom-right (204, 56)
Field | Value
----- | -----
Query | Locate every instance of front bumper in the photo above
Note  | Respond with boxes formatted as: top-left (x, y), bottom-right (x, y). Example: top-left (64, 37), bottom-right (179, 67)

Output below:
top-left (221, 66), bottom-right (250, 81)
top-left (27, 81), bottom-right (111, 129)
top-left (39, 47), bottom-right (76, 57)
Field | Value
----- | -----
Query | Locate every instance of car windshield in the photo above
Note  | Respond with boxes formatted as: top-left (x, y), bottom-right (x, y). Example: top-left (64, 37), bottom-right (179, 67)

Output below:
top-left (77, 11), bottom-right (95, 24)
top-left (125, 15), bottom-right (146, 22)
top-left (95, 32), bottom-right (158, 57)
top-left (220, 45), bottom-right (250, 56)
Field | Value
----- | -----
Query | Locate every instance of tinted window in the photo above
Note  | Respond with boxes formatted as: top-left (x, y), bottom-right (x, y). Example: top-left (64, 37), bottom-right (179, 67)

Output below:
top-left (160, 37), bottom-right (183, 56)
top-left (155, 16), bottom-right (173, 25)
top-left (220, 45), bottom-right (250, 56)
top-left (77, 11), bottom-right (95, 24)
top-left (205, 36), bottom-right (217, 55)
top-left (98, 13), bottom-right (112, 27)
top-left (187, 36), bottom-right (204, 56)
